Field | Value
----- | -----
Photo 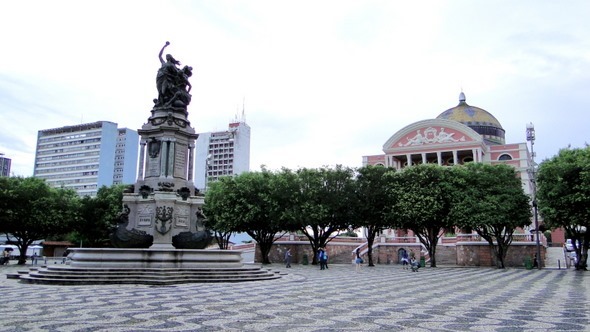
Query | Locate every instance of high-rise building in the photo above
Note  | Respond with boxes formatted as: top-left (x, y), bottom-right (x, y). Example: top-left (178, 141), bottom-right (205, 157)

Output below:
top-left (194, 119), bottom-right (251, 191)
top-left (113, 128), bottom-right (140, 185)
top-left (34, 121), bottom-right (138, 196)
top-left (0, 154), bottom-right (11, 177)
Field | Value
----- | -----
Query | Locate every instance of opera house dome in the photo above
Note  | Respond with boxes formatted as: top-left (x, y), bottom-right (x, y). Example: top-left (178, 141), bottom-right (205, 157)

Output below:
top-left (436, 92), bottom-right (505, 144)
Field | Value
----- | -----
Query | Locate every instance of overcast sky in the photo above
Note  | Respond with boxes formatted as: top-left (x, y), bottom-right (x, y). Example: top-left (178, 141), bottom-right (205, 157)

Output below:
top-left (1, 1), bottom-right (589, 177)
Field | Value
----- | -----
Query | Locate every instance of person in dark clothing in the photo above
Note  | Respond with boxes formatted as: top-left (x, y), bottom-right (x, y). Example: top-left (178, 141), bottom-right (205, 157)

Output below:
top-left (284, 249), bottom-right (292, 268)
top-left (318, 248), bottom-right (328, 270)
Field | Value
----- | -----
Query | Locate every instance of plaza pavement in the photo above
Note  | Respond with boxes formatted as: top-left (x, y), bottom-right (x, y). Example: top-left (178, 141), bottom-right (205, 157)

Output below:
top-left (0, 262), bottom-right (589, 332)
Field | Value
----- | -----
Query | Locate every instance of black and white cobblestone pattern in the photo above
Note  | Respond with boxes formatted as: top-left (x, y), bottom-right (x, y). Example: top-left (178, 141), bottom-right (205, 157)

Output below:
top-left (1, 264), bottom-right (588, 331)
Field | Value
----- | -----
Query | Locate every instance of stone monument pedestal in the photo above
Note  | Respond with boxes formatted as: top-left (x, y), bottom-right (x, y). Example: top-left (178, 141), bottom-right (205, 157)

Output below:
top-left (11, 42), bottom-right (281, 285)
top-left (68, 248), bottom-right (244, 268)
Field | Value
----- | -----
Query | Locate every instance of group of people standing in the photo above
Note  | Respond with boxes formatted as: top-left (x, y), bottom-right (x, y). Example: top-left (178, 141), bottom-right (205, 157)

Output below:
top-left (317, 248), bottom-right (329, 270)
top-left (401, 250), bottom-right (420, 271)
top-left (282, 247), bottom-right (420, 272)
top-left (284, 247), bottom-right (329, 269)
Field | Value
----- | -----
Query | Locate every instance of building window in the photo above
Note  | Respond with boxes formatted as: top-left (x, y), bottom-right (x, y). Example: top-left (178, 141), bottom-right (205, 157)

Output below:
top-left (498, 154), bottom-right (512, 161)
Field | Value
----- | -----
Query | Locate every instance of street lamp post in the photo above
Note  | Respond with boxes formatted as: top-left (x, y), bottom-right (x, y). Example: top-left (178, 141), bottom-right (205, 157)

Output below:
top-left (526, 122), bottom-right (542, 269)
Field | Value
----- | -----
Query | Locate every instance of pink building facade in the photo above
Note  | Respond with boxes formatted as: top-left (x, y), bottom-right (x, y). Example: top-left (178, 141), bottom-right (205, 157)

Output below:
top-left (357, 92), bottom-right (559, 265)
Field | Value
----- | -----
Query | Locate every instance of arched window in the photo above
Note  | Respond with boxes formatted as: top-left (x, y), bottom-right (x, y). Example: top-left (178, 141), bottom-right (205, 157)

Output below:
top-left (498, 154), bottom-right (512, 161)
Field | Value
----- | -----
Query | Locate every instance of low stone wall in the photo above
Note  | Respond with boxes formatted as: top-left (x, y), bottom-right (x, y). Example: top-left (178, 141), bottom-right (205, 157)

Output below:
top-left (255, 238), bottom-right (545, 267)
top-left (456, 242), bottom-right (545, 267)
top-left (435, 244), bottom-right (458, 265)
top-left (259, 240), bottom-right (422, 265)
top-left (260, 241), bottom-right (360, 264)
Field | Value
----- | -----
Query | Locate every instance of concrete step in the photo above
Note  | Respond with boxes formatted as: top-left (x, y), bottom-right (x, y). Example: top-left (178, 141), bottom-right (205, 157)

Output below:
top-left (16, 266), bottom-right (280, 285)
top-left (18, 274), bottom-right (281, 285)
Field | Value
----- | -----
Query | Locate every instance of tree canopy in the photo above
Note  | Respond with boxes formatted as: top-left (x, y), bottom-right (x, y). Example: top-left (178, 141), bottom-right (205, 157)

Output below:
top-left (204, 168), bottom-right (299, 263)
top-left (386, 164), bottom-right (458, 267)
top-left (452, 163), bottom-right (532, 268)
top-left (292, 166), bottom-right (357, 264)
top-left (0, 176), bottom-right (80, 264)
top-left (537, 146), bottom-right (590, 270)
top-left (353, 165), bottom-right (396, 266)
top-left (73, 184), bottom-right (127, 247)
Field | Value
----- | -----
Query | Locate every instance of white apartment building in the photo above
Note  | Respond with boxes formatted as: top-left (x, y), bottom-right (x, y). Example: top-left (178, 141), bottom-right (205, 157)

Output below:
top-left (34, 121), bottom-right (138, 197)
top-left (0, 154), bottom-right (11, 177)
top-left (194, 120), bottom-right (251, 191)
top-left (113, 128), bottom-right (140, 185)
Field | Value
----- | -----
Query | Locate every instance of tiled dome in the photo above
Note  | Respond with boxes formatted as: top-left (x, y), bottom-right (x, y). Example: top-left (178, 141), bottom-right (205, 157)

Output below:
top-left (436, 92), bottom-right (505, 144)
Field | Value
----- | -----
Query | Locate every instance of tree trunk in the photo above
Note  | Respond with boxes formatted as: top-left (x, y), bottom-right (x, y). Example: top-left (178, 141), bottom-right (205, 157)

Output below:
top-left (301, 229), bottom-right (320, 265)
top-left (214, 231), bottom-right (232, 249)
top-left (427, 230), bottom-right (438, 267)
top-left (495, 243), bottom-right (506, 269)
top-left (428, 245), bottom-right (437, 267)
top-left (367, 235), bottom-right (375, 266)
top-left (16, 238), bottom-right (35, 265)
top-left (366, 231), bottom-right (376, 267)
top-left (258, 241), bottom-right (273, 264)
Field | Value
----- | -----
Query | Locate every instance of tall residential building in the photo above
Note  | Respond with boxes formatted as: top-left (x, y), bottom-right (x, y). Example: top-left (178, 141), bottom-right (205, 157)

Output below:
top-left (113, 128), bottom-right (140, 185)
top-left (34, 121), bottom-right (138, 197)
top-left (0, 154), bottom-right (11, 176)
top-left (194, 119), bottom-right (251, 191)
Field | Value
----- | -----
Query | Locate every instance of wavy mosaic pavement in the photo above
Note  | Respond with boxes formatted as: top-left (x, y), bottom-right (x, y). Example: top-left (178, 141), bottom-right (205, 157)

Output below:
top-left (1, 264), bottom-right (588, 331)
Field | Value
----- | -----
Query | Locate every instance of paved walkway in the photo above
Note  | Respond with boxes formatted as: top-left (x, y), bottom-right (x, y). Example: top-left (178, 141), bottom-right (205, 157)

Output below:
top-left (545, 246), bottom-right (573, 269)
top-left (1, 263), bottom-right (589, 331)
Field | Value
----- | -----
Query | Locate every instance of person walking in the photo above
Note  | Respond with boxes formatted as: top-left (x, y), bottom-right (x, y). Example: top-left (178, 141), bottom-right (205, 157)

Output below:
top-left (318, 248), bottom-right (327, 270)
top-left (355, 248), bottom-right (363, 272)
top-left (401, 250), bottom-right (409, 269)
top-left (2, 248), bottom-right (10, 265)
top-left (284, 249), bottom-right (292, 268)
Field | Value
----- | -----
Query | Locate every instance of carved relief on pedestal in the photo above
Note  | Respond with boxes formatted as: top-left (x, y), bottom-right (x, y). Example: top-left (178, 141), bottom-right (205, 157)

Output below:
top-left (174, 142), bottom-right (188, 178)
top-left (137, 204), bottom-right (155, 226)
top-left (175, 205), bottom-right (189, 228)
top-left (155, 206), bottom-right (174, 235)
top-left (146, 154), bottom-right (161, 177)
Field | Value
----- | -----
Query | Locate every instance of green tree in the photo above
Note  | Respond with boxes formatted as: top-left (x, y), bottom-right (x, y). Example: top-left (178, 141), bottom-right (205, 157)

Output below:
top-left (202, 182), bottom-right (236, 250)
top-left (0, 177), bottom-right (80, 264)
top-left (292, 166), bottom-right (356, 265)
top-left (386, 164), bottom-right (457, 267)
top-left (73, 184), bottom-right (127, 247)
top-left (537, 146), bottom-right (590, 270)
top-left (204, 168), bottom-right (298, 263)
top-left (353, 165), bottom-right (396, 266)
top-left (452, 163), bottom-right (532, 268)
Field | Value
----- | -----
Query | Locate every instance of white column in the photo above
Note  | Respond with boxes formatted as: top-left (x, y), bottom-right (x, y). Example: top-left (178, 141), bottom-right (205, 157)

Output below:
top-left (137, 141), bottom-right (146, 181)
top-left (187, 144), bottom-right (194, 181)
top-left (161, 139), bottom-right (169, 177)
top-left (421, 153), bottom-right (427, 164)
top-left (472, 148), bottom-right (478, 162)
top-left (478, 148), bottom-right (483, 162)
top-left (406, 154), bottom-right (412, 166)
top-left (167, 141), bottom-right (175, 178)
top-left (452, 150), bottom-right (458, 165)
top-left (437, 151), bottom-right (442, 166)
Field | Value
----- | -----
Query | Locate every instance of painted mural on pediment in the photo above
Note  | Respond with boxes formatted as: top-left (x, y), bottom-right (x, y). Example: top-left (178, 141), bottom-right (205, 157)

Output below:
top-left (395, 126), bottom-right (471, 147)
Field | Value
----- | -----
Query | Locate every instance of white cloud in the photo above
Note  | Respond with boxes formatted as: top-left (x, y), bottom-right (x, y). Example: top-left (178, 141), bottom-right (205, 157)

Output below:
top-left (1, 0), bottom-right (589, 175)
